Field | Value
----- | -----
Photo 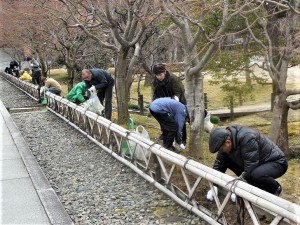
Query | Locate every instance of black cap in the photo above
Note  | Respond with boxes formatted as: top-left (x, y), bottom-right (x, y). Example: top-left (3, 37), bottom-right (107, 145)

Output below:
top-left (209, 128), bottom-right (231, 153)
top-left (152, 64), bottom-right (166, 74)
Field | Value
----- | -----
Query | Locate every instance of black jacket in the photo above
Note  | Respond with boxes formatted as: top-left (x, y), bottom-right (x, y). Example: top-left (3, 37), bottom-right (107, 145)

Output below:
top-left (85, 68), bottom-right (114, 90)
top-left (152, 71), bottom-right (186, 104)
top-left (213, 126), bottom-right (287, 174)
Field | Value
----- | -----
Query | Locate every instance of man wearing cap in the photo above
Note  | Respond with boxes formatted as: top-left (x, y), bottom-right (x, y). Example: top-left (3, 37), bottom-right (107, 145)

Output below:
top-left (208, 126), bottom-right (288, 197)
top-left (149, 98), bottom-right (189, 153)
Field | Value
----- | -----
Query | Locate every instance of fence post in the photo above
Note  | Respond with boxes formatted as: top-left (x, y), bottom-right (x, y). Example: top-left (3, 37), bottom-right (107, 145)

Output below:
top-left (230, 96), bottom-right (234, 121)
top-left (138, 94), bottom-right (144, 114)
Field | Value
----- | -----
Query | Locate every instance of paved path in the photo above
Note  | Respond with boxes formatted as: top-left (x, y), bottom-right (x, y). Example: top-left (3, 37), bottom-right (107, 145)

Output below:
top-left (0, 100), bottom-right (73, 225)
top-left (209, 102), bottom-right (271, 118)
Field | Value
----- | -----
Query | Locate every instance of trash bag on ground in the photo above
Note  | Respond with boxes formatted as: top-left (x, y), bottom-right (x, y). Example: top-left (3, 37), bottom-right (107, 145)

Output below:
top-left (128, 125), bottom-right (151, 161)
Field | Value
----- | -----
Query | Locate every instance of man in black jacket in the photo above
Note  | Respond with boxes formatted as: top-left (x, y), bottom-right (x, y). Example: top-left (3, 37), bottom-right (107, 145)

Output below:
top-left (209, 126), bottom-right (288, 196)
top-left (82, 68), bottom-right (115, 120)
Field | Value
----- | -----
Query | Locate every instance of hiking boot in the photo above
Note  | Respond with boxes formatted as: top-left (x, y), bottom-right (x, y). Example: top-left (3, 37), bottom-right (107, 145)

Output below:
top-left (273, 184), bottom-right (283, 197)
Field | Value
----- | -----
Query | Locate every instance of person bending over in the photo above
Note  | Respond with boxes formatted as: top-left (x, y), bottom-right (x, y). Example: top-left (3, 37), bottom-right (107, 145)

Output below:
top-left (208, 126), bottom-right (288, 196)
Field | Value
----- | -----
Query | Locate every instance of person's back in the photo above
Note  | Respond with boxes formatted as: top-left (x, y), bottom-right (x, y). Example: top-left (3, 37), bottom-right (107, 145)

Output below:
top-left (67, 82), bottom-right (87, 104)
top-left (20, 71), bottom-right (32, 82)
top-left (41, 77), bottom-right (62, 96)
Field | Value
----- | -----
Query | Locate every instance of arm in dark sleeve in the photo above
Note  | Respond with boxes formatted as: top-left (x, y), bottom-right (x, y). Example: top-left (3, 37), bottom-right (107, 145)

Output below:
top-left (172, 77), bottom-right (185, 98)
top-left (213, 153), bottom-right (229, 173)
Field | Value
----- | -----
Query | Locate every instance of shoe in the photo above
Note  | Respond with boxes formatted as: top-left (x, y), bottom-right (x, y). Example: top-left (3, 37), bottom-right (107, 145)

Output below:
top-left (273, 184), bottom-right (282, 197)
top-left (168, 146), bottom-right (184, 154)
top-left (155, 134), bottom-right (165, 142)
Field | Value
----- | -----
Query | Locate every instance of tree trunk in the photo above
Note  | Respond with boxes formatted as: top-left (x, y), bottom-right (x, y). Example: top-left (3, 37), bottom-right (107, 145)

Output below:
top-left (115, 49), bottom-right (130, 124)
top-left (186, 69), bottom-right (205, 159)
top-left (67, 67), bottom-right (75, 92)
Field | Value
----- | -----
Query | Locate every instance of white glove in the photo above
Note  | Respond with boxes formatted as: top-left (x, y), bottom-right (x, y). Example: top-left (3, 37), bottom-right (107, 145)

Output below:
top-left (174, 96), bottom-right (179, 101)
top-left (88, 86), bottom-right (96, 92)
top-left (231, 193), bottom-right (236, 202)
top-left (206, 186), bottom-right (218, 201)
top-left (179, 143), bottom-right (185, 150)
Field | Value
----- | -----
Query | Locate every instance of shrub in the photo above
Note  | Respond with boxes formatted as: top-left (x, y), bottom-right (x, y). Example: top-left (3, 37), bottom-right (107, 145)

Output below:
top-left (210, 115), bottom-right (220, 124)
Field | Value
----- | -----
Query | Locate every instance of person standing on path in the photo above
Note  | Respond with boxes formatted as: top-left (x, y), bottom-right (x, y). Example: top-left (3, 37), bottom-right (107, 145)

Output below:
top-left (26, 57), bottom-right (42, 86)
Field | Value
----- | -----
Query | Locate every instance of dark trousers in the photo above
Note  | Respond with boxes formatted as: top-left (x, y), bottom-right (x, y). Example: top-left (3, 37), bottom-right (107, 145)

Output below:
top-left (97, 80), bottom-right (114, 120)
top-left (227, 161), bottom-right (288, 194)
top-left (32, 71), bottom-right (41, 86)
top-left (149, 109), bottom-right (178, 149)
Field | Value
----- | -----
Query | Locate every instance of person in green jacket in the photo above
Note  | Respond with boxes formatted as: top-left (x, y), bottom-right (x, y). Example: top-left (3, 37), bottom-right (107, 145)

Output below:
top-left (67, 82), bottom-right (87, 104)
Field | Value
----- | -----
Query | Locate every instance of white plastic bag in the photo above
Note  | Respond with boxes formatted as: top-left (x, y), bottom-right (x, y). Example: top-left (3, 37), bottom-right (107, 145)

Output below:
top-left (204, 113), bottom-right (213, 133)
top-left (129, 125), bottom-right (151, 160)
top-left (82, 85), bottom-right (104, 115)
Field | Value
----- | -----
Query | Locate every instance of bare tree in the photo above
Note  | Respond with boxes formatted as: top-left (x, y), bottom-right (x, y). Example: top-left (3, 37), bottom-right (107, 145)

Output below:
top-left (242, 1), bottom-right (300, 156)
top-left (159, 0), bottom-right (254, 158)
top-left (57, 0), bottom-right (159, 123)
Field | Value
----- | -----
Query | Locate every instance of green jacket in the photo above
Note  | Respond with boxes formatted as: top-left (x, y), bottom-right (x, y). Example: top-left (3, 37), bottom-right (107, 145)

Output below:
top-left (67, 82), bottom-right (87, 103)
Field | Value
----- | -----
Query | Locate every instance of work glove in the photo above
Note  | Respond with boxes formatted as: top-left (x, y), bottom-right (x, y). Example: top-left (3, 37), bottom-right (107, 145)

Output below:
top-left (231, 193), bottom-right (237, 202)
top-left (88, 86), bottom-right (96, 92)
top-left (179, 143), bottom-right (185, 150)
top-left (174, 96), bottom-right (179, 101)
top-left (207, 186), bottom-right (236, 202)
top-left (206, 186), bottom-right (218, 201)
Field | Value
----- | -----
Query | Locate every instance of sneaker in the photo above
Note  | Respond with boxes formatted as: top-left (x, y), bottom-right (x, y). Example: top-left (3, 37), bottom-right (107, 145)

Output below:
top-left (168, 146), bottom-right (184, 154)
top-left (273, 184), bottom-right (282, 197)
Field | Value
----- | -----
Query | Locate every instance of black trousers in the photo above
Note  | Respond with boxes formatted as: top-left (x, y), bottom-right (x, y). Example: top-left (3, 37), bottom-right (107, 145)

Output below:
top-left (97, 80), bottom-right (114, 120)
top-left (226, 160), bottom-right (288, 194)
top-left (150, 109), bottom-right (182, 149)
top-left (32, 71), bottom-right (41, 86)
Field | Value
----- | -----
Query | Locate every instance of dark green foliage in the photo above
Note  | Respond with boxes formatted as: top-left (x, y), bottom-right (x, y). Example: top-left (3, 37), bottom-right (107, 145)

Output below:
top-left (210, 115), bottom-right (220, 124)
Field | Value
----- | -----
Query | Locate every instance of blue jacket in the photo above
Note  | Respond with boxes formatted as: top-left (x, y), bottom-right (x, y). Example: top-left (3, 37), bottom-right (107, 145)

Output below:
top-left (84, 68), bottom-right (114, 90)
top-left (149, 98), bottom-right (188, 144)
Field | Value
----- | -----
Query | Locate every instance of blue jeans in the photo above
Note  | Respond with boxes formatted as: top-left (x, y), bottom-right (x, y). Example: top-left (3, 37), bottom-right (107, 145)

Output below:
top-left (47, 88), bottom-right (61, 96)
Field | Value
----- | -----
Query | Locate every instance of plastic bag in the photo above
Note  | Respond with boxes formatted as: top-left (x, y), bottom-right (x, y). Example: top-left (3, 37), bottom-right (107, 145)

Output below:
top-left (129, 125), bottom-right (151, 160)
top-left (121, 118), bottom-right (136, 156)
top-left (204, 113), bottom-right (213, 133)
top-left (82, 86), bottom-right (104, 115)
top-left (41, 87), bottom-right (48, 105)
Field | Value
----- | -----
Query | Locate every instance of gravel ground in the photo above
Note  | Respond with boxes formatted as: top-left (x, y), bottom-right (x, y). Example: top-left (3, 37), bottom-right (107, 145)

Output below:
top-left (0, 76), bottom-right (205, 225)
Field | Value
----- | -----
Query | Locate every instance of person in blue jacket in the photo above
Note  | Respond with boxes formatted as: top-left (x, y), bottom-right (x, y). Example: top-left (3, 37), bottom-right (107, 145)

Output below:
top-left (149, 98), bottom-right (189, 153)
top-left (82, 68), bottom-right (115, 120)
